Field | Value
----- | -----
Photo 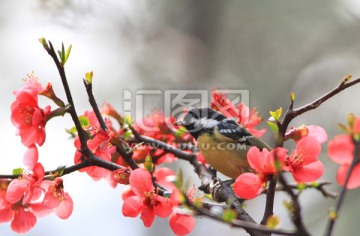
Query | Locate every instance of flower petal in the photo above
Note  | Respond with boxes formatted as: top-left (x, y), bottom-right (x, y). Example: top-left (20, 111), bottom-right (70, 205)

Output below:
top-left (140, 206), bottom-right (155, 227)
top-left (296, 136), bottom-right (321, 165)
top-left (169, 213), bottom-right (195, 235)
top-left (6, 179), bottom-right (28, 203)
top-left (155, 197), bottom-right (173, 218)
top-left (11, 208), bottom-right (37, 234)
top-left (247, 147), bottom-right (268, 172)
top-left (234, 173), bottom-right (262, 199)
top-left (54, 193), bottom-right (73, 219)
top-left (292, 160), bottom-right (324, 182)
top-left (307, 125), bottom-right (327, 144)
top-left (337, 163), bottom-right (360, 189)
top-left (328, 135), bottom-right (354, 165)
top-left (129, 168), bottom-right (154, 195)
top-left (122, 196), bottom-right (143, 217)
top-left (23, 145), bottom-right (38, 170)
top-left (0, 206), bottom-right (13, 223)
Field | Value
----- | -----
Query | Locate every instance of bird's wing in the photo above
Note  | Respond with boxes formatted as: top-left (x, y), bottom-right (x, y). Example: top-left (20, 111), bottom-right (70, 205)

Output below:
top-left (216, 119), bottom-right (271, 150)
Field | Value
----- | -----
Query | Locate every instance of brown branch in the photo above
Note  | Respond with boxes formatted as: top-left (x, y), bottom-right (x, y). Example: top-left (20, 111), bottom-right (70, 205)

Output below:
top-left (83, 79), bottom-right (139, 170)
top-left (184, 196), bottom-right (296, 236)
top-left (270, 181), bottom-right (337, 199)
top-left (280, 76), bottom-right (360, 136)
top-left (44, 41), bottom-right (89, 152)
top-left (261, 176), bottom-right (278, 227)
top-left (130, 126), bottom-right (196, 162)
top-left (277, 175), bottom-right (310, 236)
top-left (130, 126), bottom-right (261, 233)
top-left (0, 153), bottom-right (125, 180)
top-left (262, 76), bottom-right (360, 234)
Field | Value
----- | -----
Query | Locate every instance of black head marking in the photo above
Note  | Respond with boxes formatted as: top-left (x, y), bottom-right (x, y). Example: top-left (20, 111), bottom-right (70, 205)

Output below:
top-left (182, 108), bottom-right (227, 139)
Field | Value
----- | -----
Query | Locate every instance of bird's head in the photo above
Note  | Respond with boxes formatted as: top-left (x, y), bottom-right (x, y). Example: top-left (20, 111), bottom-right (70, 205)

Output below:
top-left (175, 107), bottom-right (226, 139)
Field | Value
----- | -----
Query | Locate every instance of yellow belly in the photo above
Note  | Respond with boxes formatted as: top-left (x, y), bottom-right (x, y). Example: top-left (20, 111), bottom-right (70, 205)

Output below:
top-left (197, 133), bottom-right (252, 179)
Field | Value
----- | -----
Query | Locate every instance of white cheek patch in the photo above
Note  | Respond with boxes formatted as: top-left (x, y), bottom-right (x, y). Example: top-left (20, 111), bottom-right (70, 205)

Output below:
top-left (199, 118), bottom-right (219, 128)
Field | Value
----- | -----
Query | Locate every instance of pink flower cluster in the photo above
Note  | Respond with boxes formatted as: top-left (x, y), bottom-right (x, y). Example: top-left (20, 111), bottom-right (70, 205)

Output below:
top-left (234, 126), bottom-right (327, 199)
top-left (122, 168), bottom-right (195, 235)
top-left (0, 163), bottom-right (73, 233)
top-left (1, 74), bottom-right (73, 233)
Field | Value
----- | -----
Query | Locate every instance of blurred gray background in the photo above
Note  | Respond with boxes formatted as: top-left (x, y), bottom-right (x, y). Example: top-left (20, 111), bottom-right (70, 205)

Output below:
top-left (1, 0), bottom-right (360, 235)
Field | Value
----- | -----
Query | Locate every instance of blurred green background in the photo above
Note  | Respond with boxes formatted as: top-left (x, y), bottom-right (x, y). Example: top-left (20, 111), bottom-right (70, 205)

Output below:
top-left (1, 0), bottom-right (360, 235)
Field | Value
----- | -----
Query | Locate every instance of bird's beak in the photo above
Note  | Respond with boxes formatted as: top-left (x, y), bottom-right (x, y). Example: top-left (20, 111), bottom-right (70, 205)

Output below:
top-left (173, 120), bottom-right (186, 126)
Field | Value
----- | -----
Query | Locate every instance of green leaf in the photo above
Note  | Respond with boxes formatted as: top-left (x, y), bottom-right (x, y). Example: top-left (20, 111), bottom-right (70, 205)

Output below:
top-left (64, 44), bottom-right (72, 65)
top-left (12, 168), bottom-right (23, 175)
top-left (123, 115), bottom-right (133, 126)
top-left (68, 126), bottom-right (77, 133)
top-left (55, 165), bottom-right (67, 177)
top-left (61, 42), bottom-right (65, 63)
top-left (123, 130), bottom-right (133, 140)
top-left (267, 120), bottom-right (279, 133)
top-left (329, 207), bottom-right (337, 220)
top-left (290, 92), bottom-right (295, 102)
top-left (266, 215), bottom-right (280, 229)
top-left (222, 209), bottom-right (237, 222)
top-left (85, 71), bottom-right (93, 84)
top-left (78, 116), bottom-right (90, 128)
top-left (269, 107), bottom-right (282, 121)
top-left (174, 169), bottom-right (184, 189)
top-left (175, 126), bottom-right (187, 138)
top-left (337, 123), bottom-right (347, 132)
top-left (297, 182), bottom-right (306, 192)
top-left (39, 38), bottom-right (49, 49)
top-left (310, 182), bottom-right (320, 188)
top-left (144, 155), bottom-right (154, 172)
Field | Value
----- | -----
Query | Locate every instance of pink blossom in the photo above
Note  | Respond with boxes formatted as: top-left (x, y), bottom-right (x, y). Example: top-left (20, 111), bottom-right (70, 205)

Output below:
top-left (234, 147), bottom-right (287, 199)
top-left (122, 168), bottom-right (173, 227)
top-left (6, 163), bottom-right (45, 204)
top-left (281, 136), bottom-right (324, 182)
top-left (11, 90), bottom-right (50, 147)
top-left (328, 134), bottom-right (360, 189)
top-left (42, 178), bottom-right (73, 219)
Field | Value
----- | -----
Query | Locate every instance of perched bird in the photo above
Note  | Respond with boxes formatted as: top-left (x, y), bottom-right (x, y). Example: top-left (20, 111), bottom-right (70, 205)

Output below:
top-left (177, 107), bottom-right (271, 179)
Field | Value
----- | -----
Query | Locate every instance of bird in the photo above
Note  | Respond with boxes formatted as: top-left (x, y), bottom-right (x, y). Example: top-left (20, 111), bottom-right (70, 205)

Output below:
top-left (176, 107), bottom-right (271, 179)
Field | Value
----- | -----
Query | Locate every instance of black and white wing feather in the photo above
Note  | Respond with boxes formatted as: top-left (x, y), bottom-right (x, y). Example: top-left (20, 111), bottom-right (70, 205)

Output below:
top-left (216, 118), bottom-right (271, 150)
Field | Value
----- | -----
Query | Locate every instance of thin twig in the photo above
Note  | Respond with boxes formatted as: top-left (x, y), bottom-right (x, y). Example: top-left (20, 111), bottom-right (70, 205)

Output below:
top-left (261, 177), bottom-right (278, 226)
top-left (270, 181), bottom-right (337, 199)
top-left (263, 76), bottom-right (360, 234)
top-left (83, 79), bottom-right (139, 170)
top-left (45, 41), bottom-right (89, 152)
top-left (130, 126), bottom-right (196, 162)
top-left (184, 196), bottom-right (295, 236)
top-left (0, 154), bottom-right (125, 180)
top-left (277, 175), bottom-right (310, 236)
top-left (280, 77), bottom-right (360, 136)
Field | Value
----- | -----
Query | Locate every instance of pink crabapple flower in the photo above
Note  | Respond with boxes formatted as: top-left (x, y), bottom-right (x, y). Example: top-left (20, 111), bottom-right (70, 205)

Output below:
top-left (0, 198), bottom-right (51, 234)
top-left (328, 134), bottom-right (360, 189)
top-left (122, 168), bottom-right (173, 227)
top-left (41, 178), bottom-right (73, 219)
top-left (153, 168), bottom-right (196, 235)
top-left (280, 136), bottom-right (324, 183)
top-left (23, 144), bottom-right (39, 170)
top-left (11, 90), bottom-right (50, 147)
top-left (285, 125), bottom-right (327, 144)
top-left (234, 147), bottom-right (287, 199)
top-left (6, 163), bottom-right (45, 205)
top-left (74, 130), bottom-right (116, 181)
top-left (169, 212), bottom-right (196, 236)
top-left (211, 90), bottom-right (266, 137)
